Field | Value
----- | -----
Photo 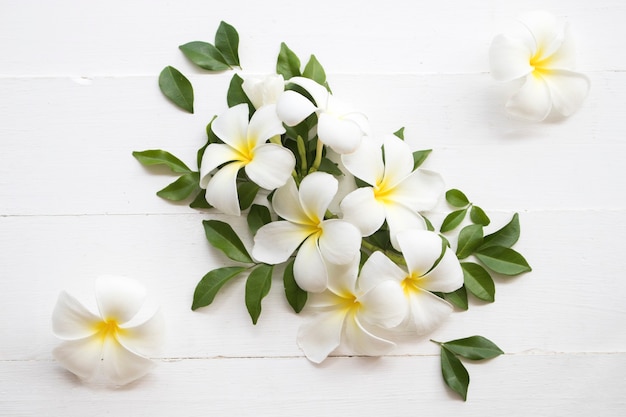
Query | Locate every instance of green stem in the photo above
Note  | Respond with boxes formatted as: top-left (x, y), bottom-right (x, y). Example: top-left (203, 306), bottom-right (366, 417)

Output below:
top-left (309, 138), bottom-right (324, 173)
top-left (360, 240), bottom-right (406, 266)
top-left (296, 135), bottom-right (308, 174)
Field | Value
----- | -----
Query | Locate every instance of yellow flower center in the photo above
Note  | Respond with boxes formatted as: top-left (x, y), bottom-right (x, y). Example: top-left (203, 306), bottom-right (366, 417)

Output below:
top-left (401, 272), bottom-right (423, 295)
top-left (373, 176), bottom-right (395, 204)
top-left (529, 48), bottom-right (553, 76)
top-left (94, 318), bottom-right (125, 342)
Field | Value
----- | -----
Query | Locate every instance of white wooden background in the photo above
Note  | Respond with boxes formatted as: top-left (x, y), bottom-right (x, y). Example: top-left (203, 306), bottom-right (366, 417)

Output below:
top-left (1, 0), bottom-right (625, 415)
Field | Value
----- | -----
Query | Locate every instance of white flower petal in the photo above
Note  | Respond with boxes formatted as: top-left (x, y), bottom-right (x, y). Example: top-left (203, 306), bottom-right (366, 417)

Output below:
top-left (242, 74), bottom-right (284, 108)
top-left (271, 177), bottom-right (309, 224)
top-left (385, 205), bottom-right (428, 251)
top-left (246, 104), bottom-right (286, 148)
top-left (297, 310), bottom-right (345, 364)
top-left (252, 221), bottom-right (311, 264)
top-left (318, 219), bottom-right (362, 265)
top-left (343, 313), bottom-right (396, 356)
top-left (276, 90), bottom-right (317, 126)
top-left (358, 280), bottom-right (407, 329)
top-left (52, 291), bottom-right (100, 340)
top-left (381, 135), bottom-right (415, 185)
top-left (245, 144), bottom-right (295, 190)
top-left (543, 23), bottom-right (576, 69)
top-left (395, 230), bottom-right (443, 277)
top-left (307, 289), bottom-right (345, 309)
top-left (298, 172), bottom-right (338, 222)
top-left (489, 34), bottom-right (534, 82)
top-left (287, 77), bottom-right (330, 109)
top-left (211, 103), bottom-right (250, 150)
top-left (53, 335), bottom-right (103, 382)
top-left (388, 168), bottom-right (444, 211)
top-left (117, 309), bottom-right (165, 357)
top-left (517, 11), bottom-right (562, 58)
top-left (505, 73), bottom-right (552, 121)
top-left (359, 251), bottom-right (407, 293)
top-left (317, 113), bottom-right (363, 154)
top-left (324, 252), bottom-right (360, 297)
top-left (294, 236), bottom-right (328, 292)
top-left (340, 187), bottom-right (385, 237)
top-left (205, 161), bottom-right (245, 216)
top-left (407, 289), bottom-right (453, 335)
top-left (100, 337), bottom-right (155, 386)
top-left (544, 69), bottom-right (590, 117)
top-left (417, 248), bottom-right (463, 293)
top-left (199, 143), bottom-right (241, 188)
top-left (340, 136), bottom-right (383, 186)
top-left (95, 276), bottom-right (146, 324)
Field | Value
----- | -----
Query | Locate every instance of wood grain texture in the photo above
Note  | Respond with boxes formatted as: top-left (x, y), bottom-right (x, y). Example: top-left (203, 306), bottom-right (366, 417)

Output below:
top-left (1, 0), bottom-right (625, 415)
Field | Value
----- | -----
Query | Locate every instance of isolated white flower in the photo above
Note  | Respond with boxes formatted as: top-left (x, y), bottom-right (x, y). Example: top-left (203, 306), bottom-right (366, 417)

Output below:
top-left (489, 11), bottom-right (590, 121)
top-left (252, 172), bottom-right (361, 292)
top-left (200, 103), bottom-right (295, 215)
top-left (340, 134), bottom-right (444, 250)
top-left (359, 230), bottom-right (463, 335)
top-left (297, 254), bottom-right (407, 363)
top-left (52, 276), bottom-right (164, 386)
top-left (242, 74), bottom-right (285, 109)
top-left (276, 77), bottom-right (369, 154)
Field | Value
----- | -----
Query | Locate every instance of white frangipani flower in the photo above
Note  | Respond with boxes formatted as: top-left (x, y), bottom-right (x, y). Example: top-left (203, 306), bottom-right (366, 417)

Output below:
top-left (489, 11), bottom-right (590, 121)
top-left (276, 77), bottom-right (369, 154)
top-left (252, 172), bottom-right (361, 293)
top-left (242, 74), bottom-right (285, 109)
top-left (340, 134), bottom-right (444, 250)
top-left (52, 276), bottom-right (164, 386)
top-left (359, 230), bottom-right (463, 335)
top-left (297, 254), bottom-right (407, 363)
top-left (200, 103), bottom-right (295, 216)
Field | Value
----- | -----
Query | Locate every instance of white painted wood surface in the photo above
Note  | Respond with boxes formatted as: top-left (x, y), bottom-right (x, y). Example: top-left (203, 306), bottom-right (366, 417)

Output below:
top-left (1, 0), bottom-right (625, 415)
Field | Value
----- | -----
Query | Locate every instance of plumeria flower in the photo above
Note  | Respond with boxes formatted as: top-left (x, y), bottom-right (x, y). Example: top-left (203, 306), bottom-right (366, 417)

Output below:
top-left (359, 230), bottom-right (463, 335)
top-left (200, 103), bottom-right (295, 216)
top-left (276, 76), bottom-right (369, 154)
top-left (297, 254), bottom-right (407, 363)
top-left (242, 74), bottom-right (285, 109)
top-left (340, 134), bottom-right (444, 250)
top-left (52, 276), bottom-right (164, 386)
top-left (252, 172), bottom-right (361, 292)
top-left (489, 11), bottom-right (590, 121)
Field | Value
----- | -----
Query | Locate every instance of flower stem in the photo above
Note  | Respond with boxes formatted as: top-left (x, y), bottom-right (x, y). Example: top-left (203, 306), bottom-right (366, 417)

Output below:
top-left (296, 135), bottom-right (308, 174)
top-left (309, 138), bottom-right (324, 173)
top-left (360, 240), bottom-right (406, 266)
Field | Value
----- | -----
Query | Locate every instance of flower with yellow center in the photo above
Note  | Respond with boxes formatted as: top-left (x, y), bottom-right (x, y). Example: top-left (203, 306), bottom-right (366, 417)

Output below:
top-left (489, 11), bottom-right (590, 121)
top-left (200, 103), bottom-right (295, 216)
top-left (359, 230), bottom-right (463, 335)
top-left (297, 254), bottom-right (407, 363)
top-left (252, 172), bottom-right (361, 292)
top-left (340, 134), bottom-right (444, 251)
top-left (52, 276), bottom-right (164, 386)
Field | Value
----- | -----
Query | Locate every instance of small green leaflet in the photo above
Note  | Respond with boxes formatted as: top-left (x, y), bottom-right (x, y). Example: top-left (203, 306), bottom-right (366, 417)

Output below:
top-left (302, 54), bottom-right (327, 86)
top-left (276, 42), bottom-right (301, 80)
top-left (237, 182), bottom-right (260, 211)
top-left (202, 220), bottom-right (253, 264)
top-left (192, 266), bottom-right (247, 310)
top-left (441, 286), bottom-right (468, 310)
top-left (470, 205), bottom-right (490, 226)
top-left (227, 74), bottom-right (254, 114)
top-left (440, 208), bottom-right (467, 233)
top-left (157, 172), bottom-right (200, 201)
top-left (247, 204), bottom-right (272, 235)
top-left (189, 189), bottom-right (212, 209)
top-left (475, 246), bottom-right (531, 276)
top-left (283, 260), bottom-right (307, 313)
top-left (442, 336), bottom-right (504, 360)
top-left (480, 213), bottom-right (520, 249)
top-left (461, 262), bottom-right (495, 302)
top-left (132, 149), bottom-right (192, 174)
top-left (456, 224), bottom-right (484, 259)
top-left (440, 346), bottom-right (469, 401)
top-left (412, 149), bottom-right (432, 170)
top-left (446, 189), bottom-right (470, 208)
top-left (215, 21), bottom-right (240, 67)
top-left (245, 264), bottom-right (273, 324)
top-left (393, 127), bottom-right (405, 139)
top-left (159, 66), bottom-right (194, 113)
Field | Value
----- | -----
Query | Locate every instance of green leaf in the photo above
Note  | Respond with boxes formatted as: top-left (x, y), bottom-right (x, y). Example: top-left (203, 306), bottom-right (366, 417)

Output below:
top-left (132, 149), bottom-right (192, 173)
top-left (202, 220), bottom-right (253, 264)
top-left (440, 208), bottom-right (467, 233)
top-left (442, 336), bottom-right (504, 360)
top-left (245, 264), bottom-right (273, 324)
top-left (475, 246), bottom-right (531, 276)
top-left (461, 262), bottom-right (495, 302)
top-left (302, 54), bottom-right (326, 86)
top-left (440, 345), bottom-right (469, 401)
top-left (214, 21), bottom-right (240, 67)
top-left (283, 260), bottom-right (307, 313)
top-left (189, 189), bottom-right (212, 209)
top-left (317, 157), bottom-right (343, 176)
top-left (412, 149), bottom-right (432, 169)
top-left (237, 181), bottom-right (260, 211)
top-left (446, 189), bottom-right (470, 208)
top-left (276, 42), bottom-right (301, 80)
top-left (442, 286), bottom-right (468, 310)
top-left (393, 127), bottom-right (405, 139)
top-left (158, 66), bottom-right (194, 113)
top-left (192, 266), bottom-right (247, 310)
top-left (198, 116), bottom-right (219, 168)
top-left (247, 204), bottom-right (272, 235)
top-left (480, 213), bottom-right (520, 249)
top-left (456, 224), bottom-right (484, 259)
top-left (423, 216), bottom-right (435, 232)
top-left (156, 172), bottom-right (200, 201)
top-left (470, 205), bottom-right (490, 226)
top-left (227, 74), bottom-right (254, 110)
top-left (179, 41), bottom-right (230, 71)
